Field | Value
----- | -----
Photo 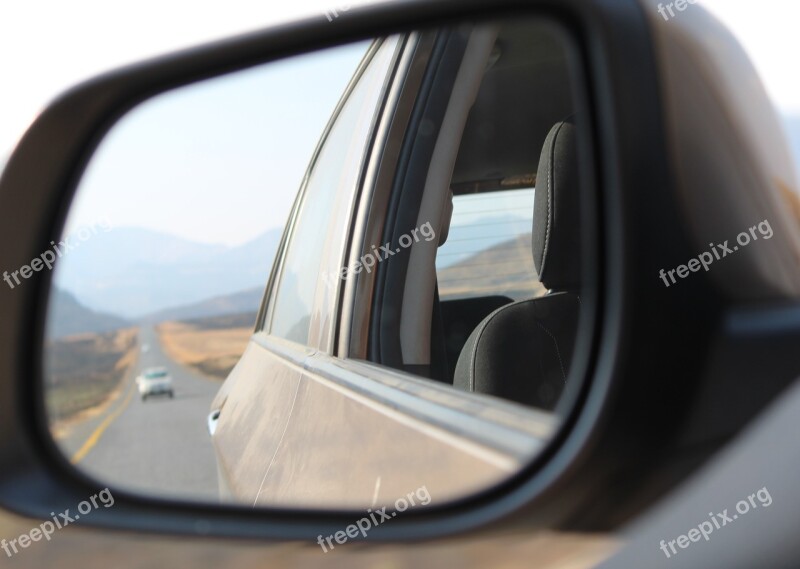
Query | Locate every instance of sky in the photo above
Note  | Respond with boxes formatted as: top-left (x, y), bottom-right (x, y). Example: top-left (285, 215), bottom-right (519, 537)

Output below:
top-left (1, 0), bottom-right (799, 246)
top-left (70, 41), bottom-right (369, 245)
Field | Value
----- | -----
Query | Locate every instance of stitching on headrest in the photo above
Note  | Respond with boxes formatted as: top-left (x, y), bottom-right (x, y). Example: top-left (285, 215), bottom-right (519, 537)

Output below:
top-left (538, 121), bottom-right (566, 279)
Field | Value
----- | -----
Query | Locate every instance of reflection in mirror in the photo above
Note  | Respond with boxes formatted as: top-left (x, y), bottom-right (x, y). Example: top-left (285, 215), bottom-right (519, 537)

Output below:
top-left (44, 17), bottom-right (594, 511)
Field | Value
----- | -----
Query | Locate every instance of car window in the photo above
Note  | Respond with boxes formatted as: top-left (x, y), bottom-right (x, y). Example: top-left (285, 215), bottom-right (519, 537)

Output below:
top-left (268, 40), bottom-right (398, 345)
top-left (436, 188), bottom-right (543, 301)
top-left (358, 20), bottom-right (592, 408)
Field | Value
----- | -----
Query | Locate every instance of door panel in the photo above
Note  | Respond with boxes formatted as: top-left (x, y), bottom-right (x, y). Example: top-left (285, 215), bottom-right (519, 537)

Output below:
top-left (254, 367), bottom-right (510, 508)
top-left (211, 338), bottom-right (310, 503)
top-left (218, 337), bottom-right (553, 508)
top-left (252, 351), bottom-right (551, 508)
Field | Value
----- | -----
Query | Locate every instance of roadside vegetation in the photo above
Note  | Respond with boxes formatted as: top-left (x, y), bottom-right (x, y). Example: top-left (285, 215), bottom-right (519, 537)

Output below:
top-left (44, 328), bottom-right (138, 424)
top-left (156, 313), bottom-right (255, 380)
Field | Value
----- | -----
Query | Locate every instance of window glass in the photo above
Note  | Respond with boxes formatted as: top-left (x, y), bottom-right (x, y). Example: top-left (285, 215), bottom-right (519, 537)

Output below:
top-left (269, 40), bottom-right (397, 344)
top-left (144, 370), bottom-right (168, 379)
top-left (436, 188), bottom-right (543, 301)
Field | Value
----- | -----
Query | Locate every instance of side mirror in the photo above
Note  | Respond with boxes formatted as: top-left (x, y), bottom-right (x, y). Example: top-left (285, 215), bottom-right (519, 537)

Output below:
top-left (1, 0), bottom-right (798, 543)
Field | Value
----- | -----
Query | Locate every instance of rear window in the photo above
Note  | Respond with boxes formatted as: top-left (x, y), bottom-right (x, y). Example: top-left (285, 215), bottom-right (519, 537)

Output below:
top-left (144, 370), bottom-right (168, 379)
top-left (436, 188), bottom-right (543, 301)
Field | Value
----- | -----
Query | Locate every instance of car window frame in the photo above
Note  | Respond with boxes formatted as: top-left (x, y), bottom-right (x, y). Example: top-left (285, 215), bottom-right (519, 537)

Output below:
top-left (255, 36), bottom-right (405, 352)
top-left (338, 26), bottom-right (478, 373)
top-left (336, 30), bottom-right (440, 360)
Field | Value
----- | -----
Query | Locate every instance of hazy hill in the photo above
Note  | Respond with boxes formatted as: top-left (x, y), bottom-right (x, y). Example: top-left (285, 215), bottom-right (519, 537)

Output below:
top-left (55, 227), bottom-right (281, 319)
top-left (437, 213), bottom-right (532, 269)
top-left (47, 288), bottom-right (129, 339)
top-left (143, 287), bottom-right (264, 323)
top-left (438, 233), bottom-right (545, 301)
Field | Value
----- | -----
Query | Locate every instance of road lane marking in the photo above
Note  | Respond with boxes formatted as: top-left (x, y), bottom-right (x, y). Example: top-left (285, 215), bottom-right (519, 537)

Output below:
top-left (70, 377), bottom-right (137, 464)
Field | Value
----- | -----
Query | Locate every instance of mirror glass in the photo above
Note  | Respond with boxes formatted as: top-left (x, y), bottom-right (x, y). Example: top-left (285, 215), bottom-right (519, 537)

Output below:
top-left (43, 17), bottom-right (595, 510)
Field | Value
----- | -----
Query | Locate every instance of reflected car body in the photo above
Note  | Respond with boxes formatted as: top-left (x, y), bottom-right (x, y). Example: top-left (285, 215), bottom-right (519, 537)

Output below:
top-left (207, 23), bottom-right (583, 509)
top-left (205, 4), bottom-right (800, 521)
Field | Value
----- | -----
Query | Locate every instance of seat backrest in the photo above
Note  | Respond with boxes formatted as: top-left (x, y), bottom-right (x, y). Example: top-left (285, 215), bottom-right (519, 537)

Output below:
top-left (453, 120), bottom-right (581, 408)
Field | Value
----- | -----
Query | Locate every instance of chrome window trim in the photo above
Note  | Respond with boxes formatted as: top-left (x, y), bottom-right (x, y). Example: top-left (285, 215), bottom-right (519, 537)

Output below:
top-left (335, 32), bottom-right (425, 358)
top-left (255, 38), bottom-right (391, 337)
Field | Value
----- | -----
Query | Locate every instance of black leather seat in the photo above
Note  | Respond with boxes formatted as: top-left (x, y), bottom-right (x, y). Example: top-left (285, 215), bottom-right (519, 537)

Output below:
top-left (453, 120), bottom-right (581, 409)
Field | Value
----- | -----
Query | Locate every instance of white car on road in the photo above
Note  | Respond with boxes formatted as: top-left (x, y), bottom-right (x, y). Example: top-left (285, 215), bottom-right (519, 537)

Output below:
top-left (136, 367), bottom-right (174, 401)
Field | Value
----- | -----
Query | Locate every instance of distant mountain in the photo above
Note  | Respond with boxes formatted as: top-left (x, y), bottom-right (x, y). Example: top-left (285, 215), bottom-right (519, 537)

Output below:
top-left (143, 286), bottom-right (264, 323)
top-left (47, 288), bottom-right (129, 339)
top-left (438, 233), bottom-right (545, 301)
top-left (55, 227), bottom-right (282, 319)
top-left (438, 213), bottom-right (532, 269)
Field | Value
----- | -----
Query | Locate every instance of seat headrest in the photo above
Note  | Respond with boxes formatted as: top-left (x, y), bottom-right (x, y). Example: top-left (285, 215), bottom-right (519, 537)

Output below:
top-left (532, 120), bottom-right (581, 290)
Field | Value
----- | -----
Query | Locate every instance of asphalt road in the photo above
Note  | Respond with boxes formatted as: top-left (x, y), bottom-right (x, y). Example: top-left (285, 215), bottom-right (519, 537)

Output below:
top-left (57, 326), bottom-right (221, 503)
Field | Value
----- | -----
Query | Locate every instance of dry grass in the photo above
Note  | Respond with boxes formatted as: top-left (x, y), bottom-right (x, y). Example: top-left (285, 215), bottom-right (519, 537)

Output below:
top-left (157, 321), bottom-right (251, 381)
top-left (44, 328), bottom-right (138, 427)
